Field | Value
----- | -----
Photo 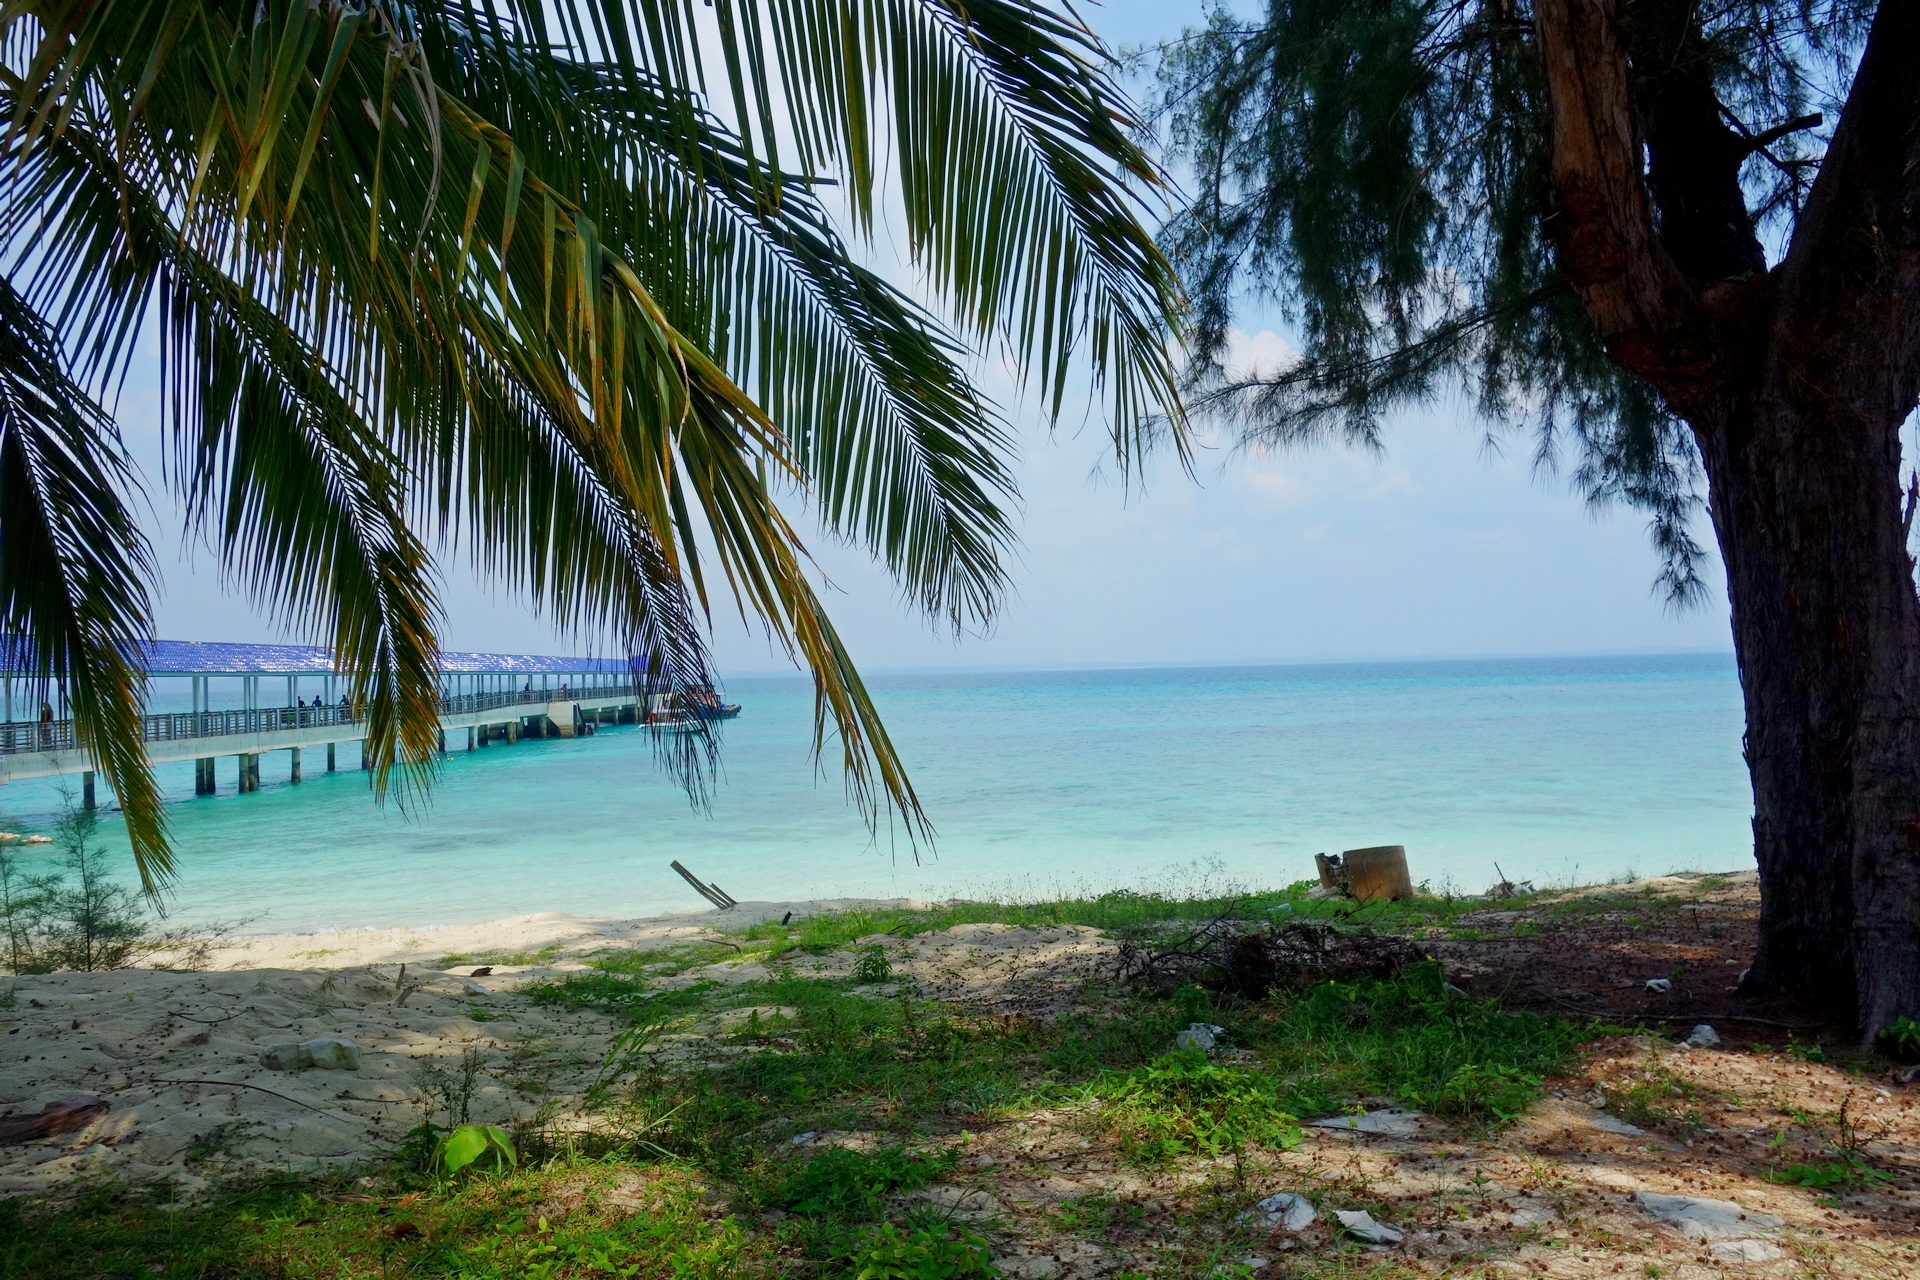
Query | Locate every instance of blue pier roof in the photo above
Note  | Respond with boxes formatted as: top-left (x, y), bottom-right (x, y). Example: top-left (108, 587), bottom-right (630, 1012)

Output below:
top-left (0, 639), bottom-right (633, 676)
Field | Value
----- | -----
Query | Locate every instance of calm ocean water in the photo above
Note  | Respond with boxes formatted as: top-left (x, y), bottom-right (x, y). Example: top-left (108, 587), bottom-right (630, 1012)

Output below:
top-left (0, 653), bottom-right (1753, 932)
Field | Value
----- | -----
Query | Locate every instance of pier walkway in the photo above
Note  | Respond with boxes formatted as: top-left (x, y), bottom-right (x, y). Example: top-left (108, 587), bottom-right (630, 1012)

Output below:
top-left (0, 640), bottom-right (656, 804)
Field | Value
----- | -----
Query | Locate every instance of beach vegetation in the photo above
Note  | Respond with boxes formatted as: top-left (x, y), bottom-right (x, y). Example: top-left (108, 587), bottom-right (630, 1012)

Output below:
top-left (1086, 1050), bottom-right (1303, 1165)
top-left (772, 1146), bottom-right (955, 1217)
top-left (431, 1124), bottom-right (520, 1180)
top-left (851, 944), bottom-right (894, 985)
top-left (1154, 0), bottom-right (1920, 1040)
top-left (435, 944), bottom-right (566, 969)
top-left (0, 0), bottom-right (1184, 896)
top-left (12, 878), bottom-right (1916, 1278)
top-left (0, 1162), bottom-right (770, 1279)
top-left (1599, 1056), bottom-right (1712, 1140)
top-left (0, 800), bottom-right (232, 974)
top-left (836, 1219), bottom-right (998, 1279)
top-left (718, 882), bottom-right (1515, 969)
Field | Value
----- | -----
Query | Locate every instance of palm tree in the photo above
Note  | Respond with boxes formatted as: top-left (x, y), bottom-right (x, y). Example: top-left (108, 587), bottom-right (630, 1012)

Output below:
top-left (0, 1), bottom-right (1184, 892)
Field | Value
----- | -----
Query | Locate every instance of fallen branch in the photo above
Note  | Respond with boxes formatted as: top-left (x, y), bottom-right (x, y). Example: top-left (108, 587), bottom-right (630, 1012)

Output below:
top-left (1117, 913), bottom-right (1421, 997)
top-left (0, 1092), bottom-right (106, 1145)
top-left (151, 1078), bottom-right (341, 1116)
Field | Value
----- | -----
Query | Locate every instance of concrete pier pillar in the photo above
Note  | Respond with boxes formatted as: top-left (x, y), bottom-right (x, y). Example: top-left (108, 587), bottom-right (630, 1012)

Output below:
top-left (466, 726), bottom-right (475, 750)
top-left (436, 729), bottom-right (447, 754)
top-left (326, 742), bottom-right (336, 772)
top-left (237, 754), bottom-right (260, 793)
top-left (289, 748), bottom-right (302, 784)
top-left (194, 757), bottom-right (216, 795)
top-left (505, 720), bottom-right (520, 744)
top-left (81, 771), bottom-right (96, 810)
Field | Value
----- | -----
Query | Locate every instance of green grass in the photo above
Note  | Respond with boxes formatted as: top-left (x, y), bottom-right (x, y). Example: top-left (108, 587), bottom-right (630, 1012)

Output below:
top-left (0, 1162), bottom-right (768, 1279)
top-left (1241, 961), bottom-right (1584, 1125)
top-left (711, 882), bottom-right (1516, 965)
top-left (0, 896), bottom-right (1594, 1279)
top-left (1085, 1049), bottom-right (1305, 1165)
top-left (435, 944), bottom-right (568, 968)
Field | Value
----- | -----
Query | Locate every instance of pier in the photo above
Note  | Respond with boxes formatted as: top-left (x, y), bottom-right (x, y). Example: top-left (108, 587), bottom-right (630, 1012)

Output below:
top-left (0, 640), bottom-right (652, 804)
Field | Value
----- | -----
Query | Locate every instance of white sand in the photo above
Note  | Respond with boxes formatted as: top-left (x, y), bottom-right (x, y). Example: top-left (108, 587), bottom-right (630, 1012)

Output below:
top-left (0, 898), bottom-right (1117, 1198)
top-left (202, 896), bottom-right (947, 972)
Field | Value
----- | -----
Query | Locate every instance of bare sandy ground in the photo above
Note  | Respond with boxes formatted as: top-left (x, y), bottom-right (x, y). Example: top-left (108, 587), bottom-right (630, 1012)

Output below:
top-left (201, 896), bottom-right (944, 971)
top-left (0, 899), bottom-right (1117, 1197)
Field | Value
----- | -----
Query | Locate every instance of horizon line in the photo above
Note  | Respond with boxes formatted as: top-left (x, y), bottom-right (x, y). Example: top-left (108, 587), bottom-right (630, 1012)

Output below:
top-left (717, 644), bottom-right (1737, 680)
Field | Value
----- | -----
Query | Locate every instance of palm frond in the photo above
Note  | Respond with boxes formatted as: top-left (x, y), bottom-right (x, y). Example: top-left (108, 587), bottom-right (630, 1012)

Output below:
top-left (0, 280), bottom-right (167, 889)
top-left (0, 0), bottom-right (1185, 872)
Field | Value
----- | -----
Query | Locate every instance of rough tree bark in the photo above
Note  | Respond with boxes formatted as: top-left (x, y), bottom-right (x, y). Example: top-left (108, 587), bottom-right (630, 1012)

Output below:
top-left (1534, 0), bottom-right (1920, 1037)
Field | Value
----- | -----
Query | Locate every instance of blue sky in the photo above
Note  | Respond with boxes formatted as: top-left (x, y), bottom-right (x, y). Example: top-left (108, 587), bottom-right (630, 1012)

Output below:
top-left (123, 1), bottom-right (1735, 674)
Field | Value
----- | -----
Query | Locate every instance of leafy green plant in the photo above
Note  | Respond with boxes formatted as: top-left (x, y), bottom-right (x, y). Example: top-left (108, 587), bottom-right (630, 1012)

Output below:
top-left (1601, 1058), bottom-right (1709, 1140)
top-left (774, 1146), bottom-right (954, 1218)
top-left (1784, 1035), bottom-right (1827, 1063)
top-left (1277, 961), bottom-right (1577, 1123)
top-left (852, 945), bottom-right (894, 985)
top-left (1879, 1016), bottom-right (1920, 1061)
top-left (1090, 1050), bottom-right (1302, 1165)
top-left (1431, 1062), bottom-right (1542, 1125)
top-left (1766, 1159), bottom-right (1890, 1190)
top-left (13, 801), bottom-right (145, 972)
top-left (430, 1124), bottom-right (517, 1178)
top-left (0, 800), bottom-right (244, 974)
top-left (839, 1220), bottom-right (998, 1279)
top-left (412, 1048), bottom-right (489, 1128)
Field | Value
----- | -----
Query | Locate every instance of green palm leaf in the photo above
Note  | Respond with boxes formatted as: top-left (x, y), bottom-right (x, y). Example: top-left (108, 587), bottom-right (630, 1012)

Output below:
top-left (0, 282), bottom-right (167, 889)
top-left (0, 0), bottom-right (1184, 884)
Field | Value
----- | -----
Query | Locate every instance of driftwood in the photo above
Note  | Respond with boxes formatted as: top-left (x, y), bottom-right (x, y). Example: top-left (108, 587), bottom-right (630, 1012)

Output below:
top-left (0, 1091), bottom-right (107, 1145)
top-left (671, 860), bottom-right (737, 909)
top-left (1117, 913), bottom-right (1421, 998)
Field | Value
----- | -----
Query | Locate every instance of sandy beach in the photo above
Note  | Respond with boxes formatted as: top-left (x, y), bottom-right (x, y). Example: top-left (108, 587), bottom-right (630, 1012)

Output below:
top-left (199, 896), bottom-right (946, 972)
top-left (0, 897), bottom-right (1117, 1197)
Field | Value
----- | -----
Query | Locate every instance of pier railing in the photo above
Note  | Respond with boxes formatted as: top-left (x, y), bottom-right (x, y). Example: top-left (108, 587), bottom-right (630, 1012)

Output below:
top-left (0, 684), bottom-right (641, 756)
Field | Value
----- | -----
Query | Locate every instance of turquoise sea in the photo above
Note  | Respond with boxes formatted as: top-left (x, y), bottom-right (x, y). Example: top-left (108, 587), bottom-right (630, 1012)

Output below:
top-left (1, 652), bottom-right (1753, 932)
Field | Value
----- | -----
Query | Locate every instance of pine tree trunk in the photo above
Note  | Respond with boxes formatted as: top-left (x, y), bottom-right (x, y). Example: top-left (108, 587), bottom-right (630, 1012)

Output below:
top-left (1695, 388), bottom-right (1920, 1038)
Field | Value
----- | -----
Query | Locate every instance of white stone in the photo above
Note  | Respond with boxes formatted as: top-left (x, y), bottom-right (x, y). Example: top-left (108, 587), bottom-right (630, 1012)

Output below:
top-left (991, 1252), bottom-right (1060, 1279)
top-left (463, 981), bottom-right (491, 997)
top-left (258, 1042), bottom-right (312, 1071)
top-left (1249, 1191), bottom-right (1315, 1231)
top-left (1174, 1022), bottom-right (1228, 1052)
top-left (299, 1037), bottom-right (362, 1070)
top-left (1644, 978), bottom-right (1672, 993)
top-left (1333, 1209), bottom-right (1403, 1246)
top-left (1634, 1192), bottom-right (1783, 1241)
top-left (1585, 1109), bottom-right (1648, 1137)
top-left (1307, 1107), bottom-right (1422, 1136)
top-left (1680, 1024), bottom-right (1722, 1049)
top-left (262, 1037), bottom-right (362, 1070)
top-left (1711, 1238), bottom-right (1786, 1262)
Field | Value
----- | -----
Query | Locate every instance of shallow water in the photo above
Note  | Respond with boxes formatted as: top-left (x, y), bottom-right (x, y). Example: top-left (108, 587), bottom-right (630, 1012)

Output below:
top-left (0, 653), bottom-right (1752, 932)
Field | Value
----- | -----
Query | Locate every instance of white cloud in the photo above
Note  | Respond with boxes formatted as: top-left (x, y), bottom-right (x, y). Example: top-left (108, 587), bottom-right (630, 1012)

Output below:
top-left (1362, 467), bottom-right (1421, 500)
top-left (1238, 467), bottom-right (1304, 510)
top-left (1220, 328), bottom-right (1299, 380)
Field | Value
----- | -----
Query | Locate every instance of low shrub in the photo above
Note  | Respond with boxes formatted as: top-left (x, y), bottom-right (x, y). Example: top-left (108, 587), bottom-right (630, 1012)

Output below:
top-left (773, 1146), bottom-right (954, 1218)
top-left (1090, 1050), bottom-right (1302, 1165)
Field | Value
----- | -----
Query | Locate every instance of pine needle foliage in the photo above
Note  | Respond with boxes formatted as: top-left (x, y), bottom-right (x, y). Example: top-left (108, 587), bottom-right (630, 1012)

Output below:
top-left (0, 1), bottom-right (1186, 892)
top-left (1156, 0), bottom-right (1873, 598)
